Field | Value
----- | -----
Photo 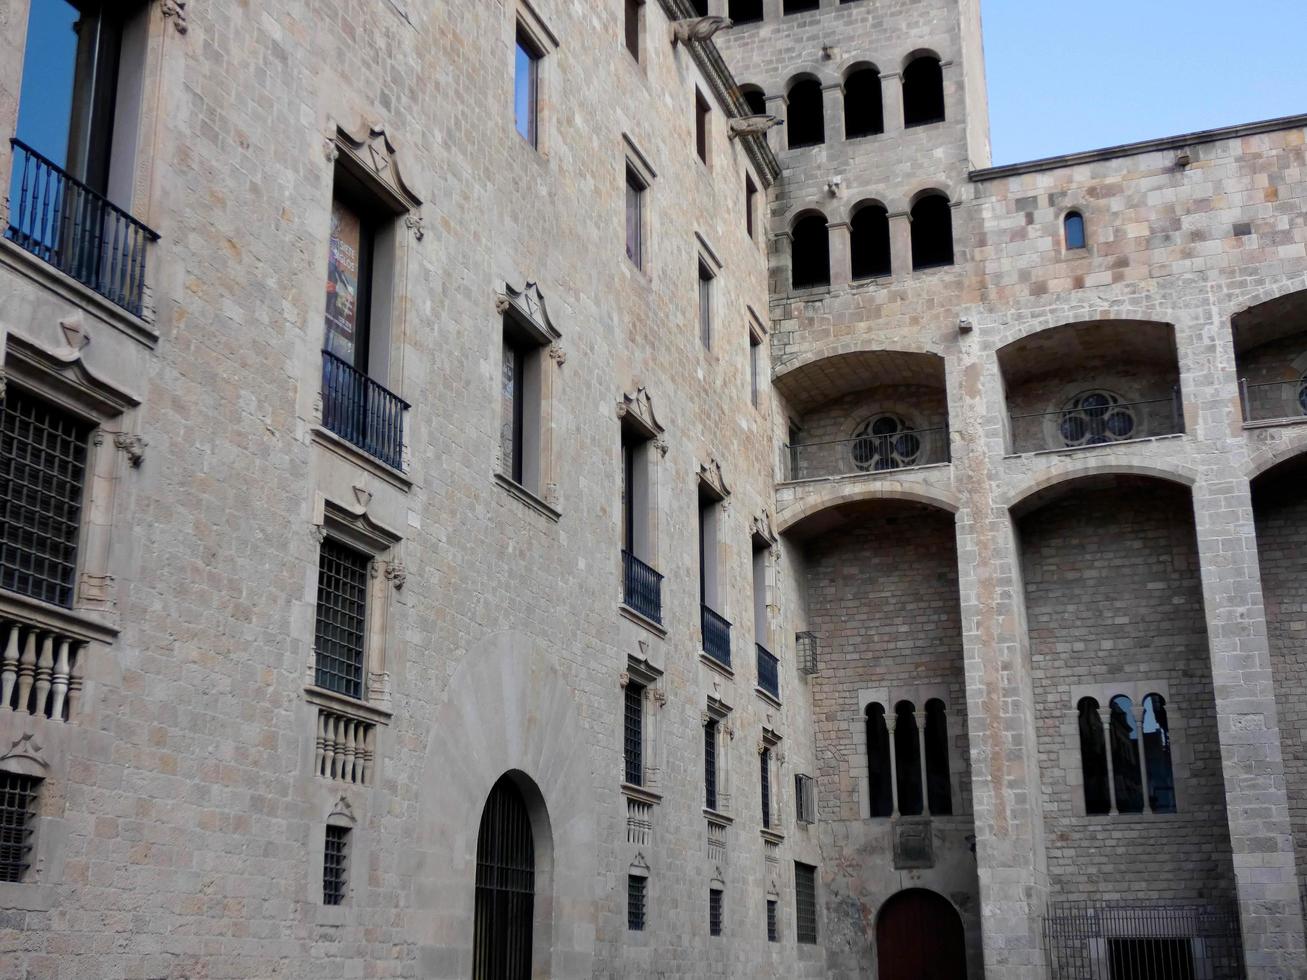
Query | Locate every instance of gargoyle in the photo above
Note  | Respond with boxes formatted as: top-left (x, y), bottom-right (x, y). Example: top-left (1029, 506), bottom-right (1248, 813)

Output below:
top-left (729, 114), bottom-right (783, 139)
top-left (671, 16), bottom-right (732, 45)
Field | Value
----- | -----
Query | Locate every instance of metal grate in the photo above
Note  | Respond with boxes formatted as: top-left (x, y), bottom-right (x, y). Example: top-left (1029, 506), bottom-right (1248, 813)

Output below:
top-left (709, 887), bottom-right (723, 937)
top-left (795, 862), bottom-right (818, 944)
top-left (473, 777), bottom-right (535, 980)
top-left (627, 874), bottom-right (647, 931)
top-left (760, 747), bottom-right (772, 829)
top-left (756, 643), bottom-right (780, 700)
top-left (704, 718), bottom-right (718, 811)
top-left (622, 550), bottom-right (664, 624)
top-left (313, 539), bottom-right (369, 700)
top-left (796, 631), bottom-right (819, 676)
top-left (767, 898), bottom-right (779, 942)
top-left (0, 772), bottom-right (39, 883)
top-left (701, 604), bottom-right (732, 668)
top-left (320, 350), bottom-right (409, 471)
top-left (1, 389), bottom-right (91, 607)
top-left (322, 824), bottom-right (349, 905)
top-left (624, 682), bottom-right (644, 785)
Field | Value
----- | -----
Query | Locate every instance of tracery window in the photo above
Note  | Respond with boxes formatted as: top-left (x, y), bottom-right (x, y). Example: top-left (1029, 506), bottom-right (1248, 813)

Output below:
top-left (851, 414), bottom-right (921, 471)
top-left (1059, 390), bottom-right (1136, 447)
top-left (1077, 692), bottom-right (1177, 815)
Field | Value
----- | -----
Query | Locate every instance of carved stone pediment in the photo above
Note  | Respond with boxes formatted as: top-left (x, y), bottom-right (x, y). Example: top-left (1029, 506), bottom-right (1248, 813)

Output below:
top-left (729, 115), bottom-right (782, 139)
top-left (318, 496), bottom-right (402, 553)
top-left (698, 458), bottom-right (731, 500)
top-left (333, 122), bottom-right (423, 212)
top-left (328, 795), bottom-right (357, 826)
top-left (0, 733), bottom-right (49, 777)
top-left (671, 16), bottom-right (732, 45)
top-left (496, 281), bottom-right (560, 343)
top-left (4, 332), bottom-right (141, 417)
top-left (750, 510), bottom-right (776, 546)
top-left (617, 387), bottom-right (665, 440)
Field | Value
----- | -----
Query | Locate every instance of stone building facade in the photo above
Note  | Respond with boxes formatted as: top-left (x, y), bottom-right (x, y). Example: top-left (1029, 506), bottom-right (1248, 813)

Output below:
top-left (0, 0), bottom-right (1304, 978)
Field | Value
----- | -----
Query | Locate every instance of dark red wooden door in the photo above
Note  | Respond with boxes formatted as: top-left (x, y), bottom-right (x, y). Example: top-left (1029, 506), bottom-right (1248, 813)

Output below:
top-left (876, 889), bottom-right (967, 980)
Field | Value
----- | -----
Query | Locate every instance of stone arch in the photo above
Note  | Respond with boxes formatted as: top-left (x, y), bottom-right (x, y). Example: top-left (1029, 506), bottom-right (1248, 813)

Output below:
top-left (1004, 460), bottom-right (1197, 515)
top-left (775, 337), bottom-right (948, 382)
top-left (737, 83), bottom-right (767, 116)
top-left (1247, 435), bottom-right (1307, 482)
top-left (900, 47), bottom-right (945, 72)
top-left (876, 888), bottom-right (967, 979)
top-left (790, 210), bottom-right (831, 290)
top-left (785, 73), bottom-right (826, 148)
top-left (778, 482), bottom-right (961, 536)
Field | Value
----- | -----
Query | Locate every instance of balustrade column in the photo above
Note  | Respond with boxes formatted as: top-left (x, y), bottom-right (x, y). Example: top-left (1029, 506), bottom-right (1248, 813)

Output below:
top-left (0, 625), bottom-right (18, 707)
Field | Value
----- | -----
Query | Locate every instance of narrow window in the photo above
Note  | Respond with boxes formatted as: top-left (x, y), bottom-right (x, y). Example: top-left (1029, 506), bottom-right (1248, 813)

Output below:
top-left (620, 425), bottom-right (661, 622)
top-left (893, 701), bottom-right (923, 816)
top-left (910, 194), bottom-right (954, 270)
top-left (1077, 697), bottom-right (1111, 815)
top-left (1142, 693), bottom-right (1176, 814)
top-left (324, 195), bottom-right (375, 373)
top-left (745, 174), bottom-right (759, 240)
top-left (323, 825), bottom-right (350, 905)
top-left (499, 312), bottom-right (549, 495)
top-left (767, 898), bottom-right (779, 942)
top-left (784, 0), bottom-right (820, 12)
top-left (924, 699), bottom-right (953, 816)
top-left (902, 56), bottom-right (945, 127)
top-left (1109, 695), bottom-right (1144, 814)
top-left (704, 718), bottom-right (719, 810)
top-left (628, 874), bottom-right (647, 931)
top-left (791, 213), bottom-right (830, 289)
top-left (698, 260), bottom-right (714, 348)
top-left (1064, 210), bottom-right (1086, 250)
top-left (502, 335), bottom-right (527, 483)
top-left (709, 887), bottom-right (724, 937)
top-left (624, 681), bottom-right (645, 785)
top-left (741, 86), bottom-right (767, 116)
top-left (313, 539), bottom-right (370, 700)
top-left (730, 0), bottom-right (763, 23)
top-left (794, 862), bottom-right (818, 944)
top-left (786, 78), bottom-right (824, 148)
top-left (626, 165), bottom-right (646, 269)
top-left (624, 0), bottom-right (642, 60)
top-left (0, 773), bottom-right (40, 883)
top-left (760, 746), bottom-right (772, 829)
top-left (749, 331), bottom-right (764, 408)
top-left (843, 67), bottom-right (884, 138)
top-left (699, 492), bottom-right (730, 667)
top-left (0, 389), bottom-right (92, 607)
top-left (514, 27), bottom-right (541, 147)
top-left (473, 776), bottom-right (535, 980)
top-left (695, 89), bottom-right (711, 165)
top-left (795, 773), bottom-right (816, 823)
top-left (865, 704), bottom-right (893, 817)
top-left (850, 203), bottom-right (891, 279)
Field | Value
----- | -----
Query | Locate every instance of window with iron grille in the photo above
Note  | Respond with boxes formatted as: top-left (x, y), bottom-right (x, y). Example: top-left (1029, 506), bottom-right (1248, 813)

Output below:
top-left (624, 682), bottom-right (644, 786)
top-left (760, 747), bottom-right (772, 829)
top-left (313, 539), bottom-right (370, 700)
top-left (1, 389), bottom-right (92, 607)
top-left (704, 718), bottom-right (718, 811)
top-left (0, 772), bottom-right (39, 883)
top-left (795, 862), bottom-right (818, 944)
top-left (473, 776), bottom-right (536, 980)
top-left (322, 824), bottom-right (349, 905)
top-left (628, 874), bottom-right (647, 931)
top-left (795, 773), bottom-right (816, 824)
top-left (767, 898), bottom-right (779, 942)
top-left (709, 887), bottom-right (723, 937)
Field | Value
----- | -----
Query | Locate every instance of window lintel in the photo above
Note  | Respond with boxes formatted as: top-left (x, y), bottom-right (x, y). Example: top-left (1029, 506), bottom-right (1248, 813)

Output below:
top-left (5, 332), bottom-right (140, 421)
top-left (497, 280), bottom-right (561, 345)
top-left (316, 495), bottom-right (402, 557)
top-left (332, 122), bottom-right (423, 216)
top-left (618, 387), bottom-right (665, 441)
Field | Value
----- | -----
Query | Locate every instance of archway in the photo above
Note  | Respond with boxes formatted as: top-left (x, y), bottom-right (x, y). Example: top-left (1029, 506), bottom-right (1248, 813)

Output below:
top-left (472, 772), bottom-right (545, 980)
top-left (876, 889), bottom-right (967, 979)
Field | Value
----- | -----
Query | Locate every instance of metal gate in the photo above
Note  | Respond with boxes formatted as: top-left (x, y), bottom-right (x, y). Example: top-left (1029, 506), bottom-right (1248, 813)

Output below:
top-left (1044, 901), bottom-right (1245, 979)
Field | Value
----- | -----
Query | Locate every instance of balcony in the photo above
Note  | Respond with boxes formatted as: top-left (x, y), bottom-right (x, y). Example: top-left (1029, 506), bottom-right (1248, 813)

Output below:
top-left (1008, 391), bottom-right (1184, 454)
top-left (5, 139), bottom-right (159, 317)
top-left (756, 643), bottom-right (780, 700)
top-left (701, 604), bottom-right (732, 669)
top-left (1240, 377), bottom-right (1307, 424)
top-left (321, 350), bottom-right (409, 471)
top-left (784, 426), bottom-right (950, 481)
top-left (622, 550), bottom-right (663, 624)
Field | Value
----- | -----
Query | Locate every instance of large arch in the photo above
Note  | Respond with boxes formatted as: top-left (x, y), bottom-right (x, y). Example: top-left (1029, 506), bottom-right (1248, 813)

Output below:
top-left (1231, 287), bottom-right (1307, 424)
top-left (1003, 457), bottom-right (1198, 515)
top-left (876, 889), bottom-right (967, 979)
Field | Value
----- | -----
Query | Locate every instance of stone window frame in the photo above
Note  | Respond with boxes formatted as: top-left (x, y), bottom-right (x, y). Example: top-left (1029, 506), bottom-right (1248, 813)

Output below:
top-left (617, 386), bottom-right (668, 633)
top-left (620, 654), bottom-right (666, 801)
top-left (1063, 208), bottom-right (1088, 252)
top-left (311, 795), bottom-right (368, 924)
top-left (846, 410), bottom-right (928, 472)
top-left (623, 136), bottom-right (657, 276)
top-left (695, 234), bottom-right (722, 351)
top-left (759, 725), bottom-right (785, 839)
top-left (697, 458), bottom-right (732, 671)
top-left (854, 684), bottom-right (963, 820)
top-left (626, 853), bottom-right (651, 939)
top-left (747, 306), bottom-right (767, 410)
top-left (511, 1), bottom-right (560, 158)
top-left (794, 772), bottom-right (817, 825)
top-left (0, 734), bottom-right (64, 910)
top-left (1068, 680), bottom-right (1186, 819)
top-left (703, 695), bottom-right (734, 818)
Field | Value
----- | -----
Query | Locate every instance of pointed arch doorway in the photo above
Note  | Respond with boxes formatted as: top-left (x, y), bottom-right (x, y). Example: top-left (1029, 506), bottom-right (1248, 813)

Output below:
top-left (876, 888), bottom-right (967, 980)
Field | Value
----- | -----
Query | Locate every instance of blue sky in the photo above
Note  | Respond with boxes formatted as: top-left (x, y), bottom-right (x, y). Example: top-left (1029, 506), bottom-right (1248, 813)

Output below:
top-left (983, 0), bottom-right (1307, 164)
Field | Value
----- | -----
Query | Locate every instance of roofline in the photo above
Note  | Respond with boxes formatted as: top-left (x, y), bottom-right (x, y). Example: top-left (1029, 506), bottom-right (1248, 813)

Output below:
top-left (969, 112), bottom-right (1307, 182)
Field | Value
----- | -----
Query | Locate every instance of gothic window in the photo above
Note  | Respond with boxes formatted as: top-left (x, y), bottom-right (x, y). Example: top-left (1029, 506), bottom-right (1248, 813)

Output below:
top-left (1077, 697), bottom-right (1111, 815)
top-left (851, 414), bottom-right (921, 471)
top-left (924, 699), bottom-right (952, 816)
top-left (910, 193), bottom-right (954, 269)
top-left (865, 703), bottom-right (893, 818)
top-left (1110, 695), bottom-right (1144, 814)
top-left (1064, 210), bottom-right (1087, 250)
top-left (313, 539), bottom-right (370, 700)
top-left (844, 67), bottom-right (884, 139)
top-left (473, 776), bottom-right (536, 980)
top-left (1059, 390), bottom-right (1136, 447)
top-left (902, 55), bottom-right (945, 127)
top-left (0, 772), bottom-right (39, 883)
top-left (893, 701), bottom-right (923, 816)
top-left (1142, 693), bottom-right (1176, 814)
top-left (791, 213), bottom-right (830, 289)
top-left (850, 202), bottom-right (891, 279)
top-left (786, 78), bottom-right (825, 148)
top-left (322, 824), bottom-right (350, 905)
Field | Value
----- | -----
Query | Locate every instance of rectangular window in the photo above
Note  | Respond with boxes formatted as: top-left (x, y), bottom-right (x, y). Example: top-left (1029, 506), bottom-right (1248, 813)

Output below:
top-left (698, 260), bottom-right (713, 348)
top-left (709, 887), bottom-right (724, 937)
top-left (624, 681), bottom-right (645, 785)
top-left (704, 718), bottom-right (719, 811)
top-left (502, 335), bottom-right (528, 484)
top-left (323, 824), bottom-right (350, 906)
top-left (767, 898), bottom-right (779, 942)
top-left (795, 773), bottom-right (816, 824)
top-left (624, 0), bottom-right (642, 60)
top-left (795, 862), bottom-right (818, 944)
top-left (620, 426), bottom-right (662, 623)
top-left (761, 747), bottom-right (772, 829)
top-left (749, 330), bottom-right (763, 408)
top-left (324, 195), bottom-right (374, 371)
top-left (313, 539), bottom-right (370, 700)
top-left (514, 27), bottom-right (540, 146)
top-left (1, 389), bottom-right (91, 608)
top-left (746, 174), bottom-right (758, 240)
top-left (626, 165), bottom-right (646, 269)
top-left (0, 773), bottom-right (39, 883)
top-left (695, 89), bottom-right (710, 164)
top-left (628, 874), bottom-right (647, 931)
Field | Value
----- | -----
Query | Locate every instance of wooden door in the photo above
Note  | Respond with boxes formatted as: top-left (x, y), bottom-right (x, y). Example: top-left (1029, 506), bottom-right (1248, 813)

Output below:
top-left (876, 889), bottom-right (967, 980)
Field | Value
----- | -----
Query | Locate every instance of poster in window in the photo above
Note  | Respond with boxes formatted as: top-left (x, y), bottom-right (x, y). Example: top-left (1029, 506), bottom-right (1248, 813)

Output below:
top-left (325, 200), bottom-right (362, 361)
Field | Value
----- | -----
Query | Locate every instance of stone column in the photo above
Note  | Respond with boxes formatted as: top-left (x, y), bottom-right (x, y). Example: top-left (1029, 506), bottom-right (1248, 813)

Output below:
top-left (887, 713), bottom-right (901, 818)
top-left (822, 82), bottom-right (842, 144)
top-left (917, 712), bottom-right (931, 816)
top-left (827, 221), bottom-right (851, 288)
top-left (880, 71), bottom-right (903, 135)
top-left (889, 211), bottom-right (912, 279)
top-left (1132, 701), bottom-right (1150, 812)
top-left (1098, 705), bottom-right (1118, 815)
top-left (765, 94), bottom-right (787, 154)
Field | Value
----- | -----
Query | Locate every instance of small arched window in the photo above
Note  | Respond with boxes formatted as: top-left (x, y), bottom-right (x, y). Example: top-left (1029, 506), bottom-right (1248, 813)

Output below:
top-left (1077, 697), bottom-right (1111, 815)
top-left (893, 701), bottom-right (923, 816)
top-left (730, 0), bottom-right (764, 23)
top-left (1142, 694), bottom-right (1176, 814)
top-left (910, 194), bottom-right (953, 270)
top-left (902, 56), bottom-right (944, 127)
top-left (866, 703), bottom-right (893, 817)
top-left (851, 414), bottom-right (920, 472)
top-left (850, 202), bottom-right (891, 279)
top-left (791, 213), bottom-right (830, 290)
top-left (843, 67), bottom-right (883, 139)
top-left (1064, 211), bottom-right (1086, 250)
top-left (1109, 696), bottom-right (1144, 814)
top-left (740, 85), bottom-right (767, 117)
top-left (923, 699), bottom-right (952, 816)
top-left (473, 775), bottom-right (536, 980)
top-left (786, 78), bottom-right (825, 149)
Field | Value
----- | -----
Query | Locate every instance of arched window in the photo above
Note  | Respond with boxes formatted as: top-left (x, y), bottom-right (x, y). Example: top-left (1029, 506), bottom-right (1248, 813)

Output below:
top-left (850, 202), bottom-right (891, 279)
top-left (786, 78), bottom-right (825, 149)
top-left (893, 701), bottom-right (922, 816)
top-left (923, 699), bottom-right (952, 815)
top-left (843, 67), bottom-right (883, 139)
top-left (865, 703), bottom-right (892, 817)
top-left (791, 213), bottom-right (830, 289)
top-left (473, 775), bottom-right (536, 980)
top-left (1064, 210), bottom-right (1086, 250)
top-left (730, 0), bottom-right (764, 23)
top-left (1109, 696), bottom-right (1144, 814)
top-left (1077, 697), bottom-right (1111, 815)
top-left (910, 194), bottom-right (953, 270)
top-left (740, 85), bottom-right (767, 117)
top-left (1142, 693), bottom-right (1176, 813)
top-left (902, 56), bottom-right (945, 127)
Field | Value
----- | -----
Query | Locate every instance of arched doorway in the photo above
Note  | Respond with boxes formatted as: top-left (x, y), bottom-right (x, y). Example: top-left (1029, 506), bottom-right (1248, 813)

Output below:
top-left (877, 889), bottom-right (966, 980)
top-left (472, 774), bottom-right (536, 980)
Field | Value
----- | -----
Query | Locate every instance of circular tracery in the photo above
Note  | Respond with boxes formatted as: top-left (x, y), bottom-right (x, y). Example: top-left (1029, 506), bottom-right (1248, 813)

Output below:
top-left (1059, 390), bottom-right (1136, 447)
top-left (851, 414), bottom-right (922, 471)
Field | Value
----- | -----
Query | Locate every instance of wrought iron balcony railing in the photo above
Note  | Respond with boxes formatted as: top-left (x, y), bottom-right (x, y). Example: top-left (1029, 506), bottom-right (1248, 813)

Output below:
top-left (1009, 391), bottom-right (1183, 454)
top-left (621, 550), bottom-right (663, 624)
top-left (1239, 377), bottom-right (1307, 423)
top-left (321, 350), bottom-right (409, 470)
top-left (701, 604), bottom-right (732, 668)
top-left (6, 139), bottom-right (159, 316)
top-left (756, 643), bottom-right (779, 700)
top-left (783, 426), bottom-right (950, 481)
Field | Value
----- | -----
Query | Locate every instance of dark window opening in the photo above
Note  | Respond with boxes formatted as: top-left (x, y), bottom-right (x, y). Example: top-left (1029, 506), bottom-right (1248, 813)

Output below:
top-left (760, 746), bottom-right (772, 828)
top-left (910, 194), bottom-right (953, 270)
top-left (924, 699), bottom-right (953, 816)
top-left (323, 825), bottom-right (349, 906)
top-left (698, 260), bottom-right (714, 348)
top-left (695, 89), bottom-right (710, 165)
top-left (730, 0), bottom-right (763, 23)
top-left (0, 773), bottom-right (39, 883)
top-left (850, 203), bottom-right (891, 279)
top-left (1143, 693), bottom-right (1176, 814)
top-left (893, 701), bottom-right (923, 816)
top-left (749, 331), bottom-right (763, 408)
top-left (794, 773), bottom-right (816, 824)
top-left (1077, 697), bottom-right (1111, 815)
top-left (624, 0), bottom-right (641, 60)
top-left (865, 703), bottom-right (893, 817)
top-left (514, 27), bottom-right (541, 146)
top-left (502, 333), bottom-right (528, 484)
top-left (786, 79), bottom-right (824, 148)
top-left (791, 214), bottom-right (830, 289)
top-left (1108, 938), bottom-right (1195, 980)
top-left (473, 776), bottom-right (536, 980)
top-left (794, 862), bottom-right (818, 944)
top-left (784, 0), bottom-right (820, 12)
top-left (709, 887), bottom-right (724, 936)
top-left (1064, 210), bottom-right (1086, 250)
top-left (1110, 695), bottom-right (1145, 814)
top-left (902, 56), bottom-right (945, 127)
top-left (624, 681), bottom-right (645, 785)
top-left (704, 718), bottom-right (719, 811)
top-left (628, 875), bottom-right (647, 931)
top-left (626, 165), bottom-right (646, 268)
top-left (688, 0), bottom-right (707, 14)
top-left (313, 539), bottom-right (370, 700)
top-left (741, 87), bottom-right (767, 116)
top-left (325, 190), bottom-right (376, 374)
top-left (745, 173), bottom-right (758, 240)
top-left (843, 68), bottom-right (884, 138)
top-left (767, 898), bottom-right (779, 942)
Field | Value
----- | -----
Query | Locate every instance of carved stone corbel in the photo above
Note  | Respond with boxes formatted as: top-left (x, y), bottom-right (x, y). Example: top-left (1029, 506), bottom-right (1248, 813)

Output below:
top-left (112, 432), bottom-right (147, 467)
top-left (405, 213), bottom-right (425, 241)
top-left (311, 523), bottom-right (328, 543)
top-left (384, 561), bottom-right (407, 590)
top-left (160, 0), bottom-right (188, 34)
top-left (619, 671), bottom-right (631, 689)
top-left (650, 688), bottom-right (667, 707)
top-left (671, 16), bottom-right (731, 45)
top-left (548, 344), bottom-right (566, 367)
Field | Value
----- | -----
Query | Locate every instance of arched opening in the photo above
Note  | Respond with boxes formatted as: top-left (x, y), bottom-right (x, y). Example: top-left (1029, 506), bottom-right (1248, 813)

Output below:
top-left (909, 193), bottom-right (953, 270)
top-left (1232, 289), bottom-right (1307, 423)
top-left (739, 84), bottom-right (767, 117)
top-left (877, 889), bottom-right (967, 980)
top-left (729, 0), bottom-right (763, 24)
top-left (1109, 695), bottom-right (1144, 814)
top-left (1064, 210), bottom-right (1086, 250)
top-left (786, 77), bottom-right (825, 149)
top-left (893, 700), bottom-right (922, 815)
top-left (1142, 693), bottom-right (1176, 813)
top-left (850, 201), bottom-right (891, 279)
top-left (473, 774), bottom-right (538, 980)
top-left (790, 212), bottom-right (830, 290)
top-left (843, 66), bottom-right (883, 139)
top-left (865, 703), bottom-right (893, 817)
top-left (924, 698), bottom-right (952, 815)
top-left (1077, 696), bottom-right (1111, 814)
top-left (902, 56), bottom-right (945, 127)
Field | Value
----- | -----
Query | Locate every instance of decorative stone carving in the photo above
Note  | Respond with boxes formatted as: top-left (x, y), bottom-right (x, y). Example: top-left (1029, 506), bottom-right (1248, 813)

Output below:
top-left (893, 818), bottom-right (935, 869)
top-left (351, 485), bottom-right (373, 514)
top-left (650, 688), bottom-right (667, 706)
top-left (328, 795), bottom-right (356, 825)
top-left (384, 561), bottom-right (406, 590)
top-left (750, 510), bottom-right (777, 546)
top-left (0, 733), bottom-right (48, 775)
top-left (617, 387), bottom-right (666, 441)
top-left (404, 213), bottom-right (425, 241)
top-left (497, 281), bottom-right (561, 342)
top-left (57, 314), bottom-right (91, 356)
top-left (654, 438), bottom-right (669, 458)
top-left (826, 176), bottom-right (843, 198)
top-left (619, 671), bottom-right (631, 689)
top-left (112, 432), bottom-right (148, 467)
top-left (698, 458), bottom-right (731, 500)
top-left (160, 0), bottom-right (189, 34)
top-left (548, 343), bottom-right (566, 366)
top-left (670, 16), bottom-right (732, 45)
top-left (728, 115), bottom-right (782, 139)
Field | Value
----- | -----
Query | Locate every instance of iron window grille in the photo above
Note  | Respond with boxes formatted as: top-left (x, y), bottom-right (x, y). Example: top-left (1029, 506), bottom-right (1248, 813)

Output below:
top-left (473, 777), bottom-right (536, 980)
top-left (313, 539), bottom-right (370, 700)
top-left (704, 718), bottom-right (719, 811)
top-left (756, 643), bottom-right (780, 700)
top-left (624, 682), bottom-right (644, 786)
top-left (796, 631), bottom-right (818, 676)
top-left (795, 862), bottom-right (818, 944)
top-left (0, 772), bottom-right (39, 883)
top-left (628, 874), bottom-right (647, 931)
top-left (709, 887), bottom-right (724, 937)
top-left (767, 899), bottom-right (779, 942)
top-left (1, 388), bottom-right (92, 608)
top-left (322, 825), bottom-right (349, 905)
top-left (760, 748), bottom-right (772, 829)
